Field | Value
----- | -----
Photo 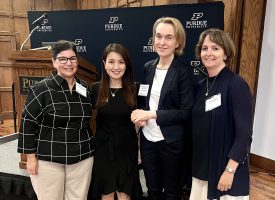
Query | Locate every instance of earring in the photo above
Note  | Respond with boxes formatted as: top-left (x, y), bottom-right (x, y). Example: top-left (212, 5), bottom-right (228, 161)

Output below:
top-left (224, 56), bottom-right (227, 61)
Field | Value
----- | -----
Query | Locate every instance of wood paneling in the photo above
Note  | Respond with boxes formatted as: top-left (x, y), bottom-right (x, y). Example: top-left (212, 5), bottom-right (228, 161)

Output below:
top-left (34, 0), bottom-right (53, 11)
top-left (101, 0), bottom-right (110, 8)
top-left (141, 0), bottom-right (155, 6)
top-left (155, 0), bottom-right (169, 5)
top-left (118, 0), bottom-right (127, 7)
top-left (14, 17), bottom-right (29, 49)
top-left (0, 0), bottom-right (11, 15)
top-left (94, 0), bottom-right (102, 9)
top-left (0, 32), bottom-right (16, 114)
top-left (169, 0), bottom-right (198, 4)
top-left (0, 16), bottom-right (13, 33)
top-left (239, 0), bottom-right (265, 96)
top-left (12, 0), bottom-right (32, 17)
top-left (109, 0), bottom-right (118, 8)
top-left (130, 2), bottom-right (141, 7)
top-left (52, 0), bottom-right (77, 10)
top-left (221, 0), bottom-right (243, 72)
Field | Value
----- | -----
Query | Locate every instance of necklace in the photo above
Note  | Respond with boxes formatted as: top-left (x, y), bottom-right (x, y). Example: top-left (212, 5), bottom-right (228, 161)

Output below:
top-left (205, 75), bottom-right (218, 96)
top-left (110, 88), bottom-right (119, 97)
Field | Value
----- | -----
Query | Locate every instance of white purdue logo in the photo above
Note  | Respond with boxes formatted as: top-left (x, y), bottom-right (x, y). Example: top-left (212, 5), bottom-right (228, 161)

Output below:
top-left (186, 12), bottom-right (207, 29)
top-left (105, 16), bottom-right (123, 31)
top-left (74, 39), bottom-right (87, 53)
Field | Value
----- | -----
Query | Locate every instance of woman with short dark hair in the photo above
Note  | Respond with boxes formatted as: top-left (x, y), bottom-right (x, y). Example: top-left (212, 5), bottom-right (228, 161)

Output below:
top-left (18, 40), bottom-right (94, 200)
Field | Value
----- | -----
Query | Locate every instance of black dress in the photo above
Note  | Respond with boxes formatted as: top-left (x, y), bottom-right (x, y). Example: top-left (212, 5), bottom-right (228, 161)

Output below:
top-left (90, 83), bottom-right (142, 198)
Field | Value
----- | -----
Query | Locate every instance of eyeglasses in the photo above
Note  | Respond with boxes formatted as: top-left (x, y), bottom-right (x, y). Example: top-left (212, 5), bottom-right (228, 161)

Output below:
top-left (56, 56), bottom-right (78, 64)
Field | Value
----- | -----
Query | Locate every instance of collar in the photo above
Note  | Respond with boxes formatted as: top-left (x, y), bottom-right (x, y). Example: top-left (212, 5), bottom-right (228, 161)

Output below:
top-left (50, 70), bottom-right (80, 86)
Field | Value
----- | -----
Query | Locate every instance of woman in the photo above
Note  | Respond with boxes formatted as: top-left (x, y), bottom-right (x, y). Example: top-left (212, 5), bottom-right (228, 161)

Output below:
top-left (17, 40), bottom-right (94, 200)
top-left (131, 17), bottom-right (194, 200)
top-left (90, 43), bottom-right (142, 200)
top-left (190, 28), bottom-right (253, 200)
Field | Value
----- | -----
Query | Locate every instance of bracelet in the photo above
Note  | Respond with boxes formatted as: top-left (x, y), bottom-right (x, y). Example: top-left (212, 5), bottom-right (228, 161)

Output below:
top-left (225, 166), bottom-right (235, 174)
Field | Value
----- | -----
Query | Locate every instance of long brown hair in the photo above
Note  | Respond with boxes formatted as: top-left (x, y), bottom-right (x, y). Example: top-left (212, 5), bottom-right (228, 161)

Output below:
top-left (96, 43), bottom-right (136, 108)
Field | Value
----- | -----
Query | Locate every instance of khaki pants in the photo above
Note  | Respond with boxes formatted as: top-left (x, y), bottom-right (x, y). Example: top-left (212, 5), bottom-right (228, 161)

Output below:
top-left (30, 157), bottom-right (93, 200)
top-left (189, 177), bottom-right (249, 200)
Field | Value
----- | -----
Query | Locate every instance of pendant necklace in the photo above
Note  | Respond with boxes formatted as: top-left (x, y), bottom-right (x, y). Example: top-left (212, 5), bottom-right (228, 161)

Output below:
top-left (110, 88), bottom-right (119, 97)
top-left (205, 75), bottom-right (218, 96)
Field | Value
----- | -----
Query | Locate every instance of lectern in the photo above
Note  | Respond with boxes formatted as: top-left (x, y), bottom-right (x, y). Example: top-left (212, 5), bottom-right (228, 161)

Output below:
top-left (9, 50), bottom-right (97, 169)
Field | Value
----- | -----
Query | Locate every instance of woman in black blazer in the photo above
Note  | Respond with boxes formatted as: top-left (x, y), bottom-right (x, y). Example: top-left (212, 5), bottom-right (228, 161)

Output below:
top-left (131, 17), bottom-right (193, 200)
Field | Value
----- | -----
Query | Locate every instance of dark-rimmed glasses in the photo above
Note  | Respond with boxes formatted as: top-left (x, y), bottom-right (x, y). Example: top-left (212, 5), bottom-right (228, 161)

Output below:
top-left (57, 56), bottom-right (78, 64)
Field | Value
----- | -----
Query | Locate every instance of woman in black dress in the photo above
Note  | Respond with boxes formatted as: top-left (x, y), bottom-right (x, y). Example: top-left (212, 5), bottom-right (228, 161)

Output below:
top-left (90, 43), bottom-right (142, 200)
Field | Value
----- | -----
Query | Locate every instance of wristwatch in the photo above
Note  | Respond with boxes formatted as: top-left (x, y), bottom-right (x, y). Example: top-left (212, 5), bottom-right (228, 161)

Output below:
top-left (225, 166), bottom-right (235, 174)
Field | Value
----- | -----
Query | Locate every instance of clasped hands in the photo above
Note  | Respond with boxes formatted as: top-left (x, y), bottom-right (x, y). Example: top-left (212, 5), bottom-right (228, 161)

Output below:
top-left (131, 109), bottom-right (156, 127)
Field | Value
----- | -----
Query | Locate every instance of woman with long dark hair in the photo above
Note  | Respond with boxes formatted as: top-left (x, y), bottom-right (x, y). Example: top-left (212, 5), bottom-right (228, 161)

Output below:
top-left (90, 43), bottom-right (142, 200)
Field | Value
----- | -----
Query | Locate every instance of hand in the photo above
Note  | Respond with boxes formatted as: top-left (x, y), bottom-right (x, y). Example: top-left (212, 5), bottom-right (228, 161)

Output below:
top-left (26, 154), bottom-right (39, 175)
top-left (131, 109), bottom-right (156, 124)
top-left (137, 120), bottom-right (146, 127)
top-left (217, 171), bottom-right (234, 191)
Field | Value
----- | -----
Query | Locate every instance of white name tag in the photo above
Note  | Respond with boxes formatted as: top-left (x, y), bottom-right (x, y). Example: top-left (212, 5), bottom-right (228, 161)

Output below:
top-left (205, 93), bottom-right (221, 112)
top-left (138, 84), bottom-right (149, 96)
top-left (76, 82), bottom-right (87, 97)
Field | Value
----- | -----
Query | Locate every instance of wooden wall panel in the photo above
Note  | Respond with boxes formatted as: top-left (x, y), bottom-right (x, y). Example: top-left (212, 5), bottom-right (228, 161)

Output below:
top-left (12, 0), bottom-right (31, 49)
top-left (118, 0), bottom-right (127, 7)
top-left (34, 0), bottom-right (53, 11)
top-left (0, 33), bottom-right (16, 113)
top-left (109, 0), bottom-right (118, 8)
top-left (0, 0), bottom-right (11, 15)
top-left (0, 66), bottom-right (13, 113)
top-left (79, 0), bottom-right (95, 9)
top-left (94, 0), bottom-right (102, 9)
top-left (155, 0), bottom-right (169, 5)
top-left (52, 0), bottom-right (77, 10)
top-left (221, 0), bottom-right (243, 72)
top-left (140, 0), bottom-right (155, 6)
top-left (169, 0), bottom-right (198, 4)
top-left (239, 0), bottom-right (265, 96)
top-left (101, 0), bottom-right (110, 8)
top-left (52, 1), bottom-right (67, 10)
top-left (0, 16), bottom-right (13, 33)
top-left (130, 2), bottom-right (141, 7)
top-left (12, 0), bottom-right (32, 17)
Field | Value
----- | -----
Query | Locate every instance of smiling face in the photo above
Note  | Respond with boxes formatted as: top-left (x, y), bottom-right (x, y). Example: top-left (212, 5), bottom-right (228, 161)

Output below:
top-left (153, 22), bottom-right (179, 59)
top-left (200, 35), bottom-right (226, 73)
top-left (104, 51), bottom-right (126, 82)
top-left (52, 49), bottom-right (78, 80)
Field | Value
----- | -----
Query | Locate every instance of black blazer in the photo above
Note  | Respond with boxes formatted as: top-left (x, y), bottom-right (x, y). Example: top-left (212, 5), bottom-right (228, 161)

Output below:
top-left (143, 56), bottom-right (194, 143)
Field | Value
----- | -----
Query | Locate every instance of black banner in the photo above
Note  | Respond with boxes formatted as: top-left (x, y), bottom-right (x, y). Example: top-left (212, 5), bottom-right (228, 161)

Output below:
top-left (28, 2), bottom-right (224, 84)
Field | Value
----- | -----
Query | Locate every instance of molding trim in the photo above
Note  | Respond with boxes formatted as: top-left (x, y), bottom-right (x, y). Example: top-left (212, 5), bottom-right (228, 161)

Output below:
top-left (250, 153), bottom-right (275, 173)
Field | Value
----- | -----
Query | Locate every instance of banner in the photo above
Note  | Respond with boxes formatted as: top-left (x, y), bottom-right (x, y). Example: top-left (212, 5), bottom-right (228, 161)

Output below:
top-left (28, 2), bottom-right (224, 84)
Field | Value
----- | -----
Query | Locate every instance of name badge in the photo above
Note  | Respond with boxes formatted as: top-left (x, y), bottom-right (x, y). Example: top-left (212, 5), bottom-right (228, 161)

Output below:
top-left (205, 93), bottom-right (221, 112)
top-left (76, 82), bottom-right (87, 97)
top-left (138, 84), bottom-right (149, 96)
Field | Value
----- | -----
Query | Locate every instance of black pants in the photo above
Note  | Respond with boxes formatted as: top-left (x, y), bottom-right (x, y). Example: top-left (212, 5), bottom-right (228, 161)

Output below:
top-left (140, 132), bottom-right (184, 200)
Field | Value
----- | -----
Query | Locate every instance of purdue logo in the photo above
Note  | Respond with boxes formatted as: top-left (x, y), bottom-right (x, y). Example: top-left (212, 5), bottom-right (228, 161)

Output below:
top-left (74, 39), bottom-right (83, 45)
top-left (41, 19), bottom-right (48, 26)
top-left (191, 13), bottom-right (203, 20)
top-left (74, 39), bottom-right (86, 53)
top-left (109, 16), bottom-right (119, 23)
top-left (105, 16), bottom-right (123, 31)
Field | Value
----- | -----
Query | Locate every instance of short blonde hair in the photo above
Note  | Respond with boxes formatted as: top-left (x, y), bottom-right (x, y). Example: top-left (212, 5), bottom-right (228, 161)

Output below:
top-left (152, 17), bottom-right (186, 56)
top-left (195, 28), bottom-right (235, 63)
